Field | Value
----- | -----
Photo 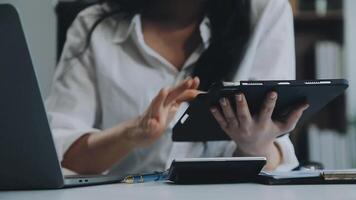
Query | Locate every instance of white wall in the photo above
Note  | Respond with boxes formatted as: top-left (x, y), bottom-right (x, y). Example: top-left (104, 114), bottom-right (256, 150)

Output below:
top-left (0, 0), bottom-right (57, 98)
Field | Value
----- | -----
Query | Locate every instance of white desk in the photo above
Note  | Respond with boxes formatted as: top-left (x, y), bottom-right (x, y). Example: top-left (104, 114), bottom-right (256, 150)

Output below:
top-left (1, 182), bottom-right (356, 200)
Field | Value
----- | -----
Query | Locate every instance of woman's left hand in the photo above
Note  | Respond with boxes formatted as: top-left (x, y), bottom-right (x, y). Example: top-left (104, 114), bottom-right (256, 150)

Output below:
top-left (210, 92), bottom-right (309, 165)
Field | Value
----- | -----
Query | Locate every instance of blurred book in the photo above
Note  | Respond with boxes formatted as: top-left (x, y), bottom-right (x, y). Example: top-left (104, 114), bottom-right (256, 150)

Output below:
top-left (292, 0), bottom-right (343, 14)
top-left (315, 41), bottom-right (343, 79)
top-left (308, 125), bottom-right (352, 169)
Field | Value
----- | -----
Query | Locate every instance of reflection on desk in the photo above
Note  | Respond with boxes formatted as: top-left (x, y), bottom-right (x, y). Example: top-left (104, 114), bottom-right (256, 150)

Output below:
top-left (1, 182), bottom-right (356, 200)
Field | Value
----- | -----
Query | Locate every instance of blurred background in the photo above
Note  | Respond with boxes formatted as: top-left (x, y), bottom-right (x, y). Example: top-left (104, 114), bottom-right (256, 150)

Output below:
top-left (0, 0), bottom-right (355, 170)
top-left (289, 0), bottom-right (356, 169)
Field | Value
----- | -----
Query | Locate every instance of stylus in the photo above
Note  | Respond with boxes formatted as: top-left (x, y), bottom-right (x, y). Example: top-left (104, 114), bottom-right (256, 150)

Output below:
top-left (122, 170), bottom-right (168, 184)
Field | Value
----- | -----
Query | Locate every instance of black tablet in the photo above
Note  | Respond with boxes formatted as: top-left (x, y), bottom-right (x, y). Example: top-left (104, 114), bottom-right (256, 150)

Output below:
top-left (167, 157), bottom-right (266, 184)
top-left (173, 79), bottom-right (348, 141)
top-left (258, 170), bottom-right (356, 185)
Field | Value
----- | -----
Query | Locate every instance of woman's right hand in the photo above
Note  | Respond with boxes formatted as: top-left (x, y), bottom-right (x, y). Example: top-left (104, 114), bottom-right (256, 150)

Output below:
top-left (62, 77), bottom-right (200, 174)
top-left (125, 77), bottom-right (201, 148)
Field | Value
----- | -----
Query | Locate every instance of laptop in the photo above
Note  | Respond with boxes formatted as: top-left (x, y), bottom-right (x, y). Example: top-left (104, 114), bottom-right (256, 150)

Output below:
top-left (0, 4), bottom-right (123, 189)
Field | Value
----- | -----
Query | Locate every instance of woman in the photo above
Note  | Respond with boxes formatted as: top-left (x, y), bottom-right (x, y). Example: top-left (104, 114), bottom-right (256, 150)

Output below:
top-left (47, 0), bottom-right (309, 176)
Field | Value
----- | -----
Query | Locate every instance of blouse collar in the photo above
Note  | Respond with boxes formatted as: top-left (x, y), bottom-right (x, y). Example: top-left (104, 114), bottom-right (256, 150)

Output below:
top-left (112, 14), bottom-right (211, 49)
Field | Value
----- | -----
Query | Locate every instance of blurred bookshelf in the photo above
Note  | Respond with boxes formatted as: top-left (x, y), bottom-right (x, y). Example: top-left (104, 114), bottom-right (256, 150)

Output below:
top-left (289, 0), bottom-right (346, 164)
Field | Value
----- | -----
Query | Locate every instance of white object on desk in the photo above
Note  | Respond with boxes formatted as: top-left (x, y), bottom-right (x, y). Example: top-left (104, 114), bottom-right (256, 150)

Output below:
top-left (260, 170), bottom-right (321, 180)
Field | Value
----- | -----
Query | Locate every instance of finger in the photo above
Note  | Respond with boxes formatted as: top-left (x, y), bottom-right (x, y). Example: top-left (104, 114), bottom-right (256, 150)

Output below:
top-left (210, 107), bottom-right (228, 130)
top-left (164, 79), bottom-right (193, 106)
top-left (259, 92), bottom-right (278, 122)
top-left (190, 77), bottom-right (200, 90)
top-left (176, 90), bottom-right (206, 103)
top-left (235, 93), bottom-right (252, 126)
top-left (173, 77), bottom-right (202, 104)
top-left (276, 103), bottom-right (310, 135)
top-left (150, 88), bottom-right (169, 118)
top-left (219, 97), bottom-right (239, 127)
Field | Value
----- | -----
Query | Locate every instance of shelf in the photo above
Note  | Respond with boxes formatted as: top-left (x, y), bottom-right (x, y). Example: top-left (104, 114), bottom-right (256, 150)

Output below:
top-left (294, 11), bottom-right (343, 22)
top-left (294, 11), bottom-right (343, 43)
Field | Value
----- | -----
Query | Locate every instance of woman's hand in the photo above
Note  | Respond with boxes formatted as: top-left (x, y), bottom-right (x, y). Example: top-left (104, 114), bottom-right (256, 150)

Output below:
top-left (210, 92), bottom-right (309, 167)
top-left (62, 77), bottom-right (201, 174)
top-left (126, 77), bottom-right (201, 147)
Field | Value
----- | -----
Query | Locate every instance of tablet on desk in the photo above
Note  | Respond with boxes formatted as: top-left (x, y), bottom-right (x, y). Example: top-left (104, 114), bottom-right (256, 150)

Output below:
top-left (167, 157), bottom-right (266, 184)
top-left (173, 79), bottom-right (348, 141)
top-left (258, 169), bottom-right (356, 185)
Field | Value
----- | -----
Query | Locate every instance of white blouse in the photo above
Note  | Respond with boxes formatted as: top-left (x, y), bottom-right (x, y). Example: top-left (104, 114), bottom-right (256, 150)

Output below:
top-left (46, 0), bottom-right (299, 176)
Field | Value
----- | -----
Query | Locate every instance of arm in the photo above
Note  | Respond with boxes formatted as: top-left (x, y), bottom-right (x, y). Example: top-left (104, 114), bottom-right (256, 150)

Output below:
top-left (62, 78), bottom-right (200, 174)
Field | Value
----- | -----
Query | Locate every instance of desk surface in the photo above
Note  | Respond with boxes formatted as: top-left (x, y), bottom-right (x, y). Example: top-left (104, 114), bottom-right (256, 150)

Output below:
top-left (1, 182), bottom-right (356, 200)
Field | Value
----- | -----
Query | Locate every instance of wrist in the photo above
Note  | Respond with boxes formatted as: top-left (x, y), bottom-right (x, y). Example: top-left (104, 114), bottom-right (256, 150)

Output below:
top-left (263, 142), bottom-right (282, 171)
top-left (234, 141), bottom-right (281, 171)
top-left (114, 117), bottom-right (142, 150)
top-left (235, 141), bottom-right (275, 157)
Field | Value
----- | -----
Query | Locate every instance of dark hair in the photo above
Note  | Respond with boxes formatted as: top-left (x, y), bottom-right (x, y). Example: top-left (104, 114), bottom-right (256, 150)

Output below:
top-left (85, 0), bottom-right (251, 90)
